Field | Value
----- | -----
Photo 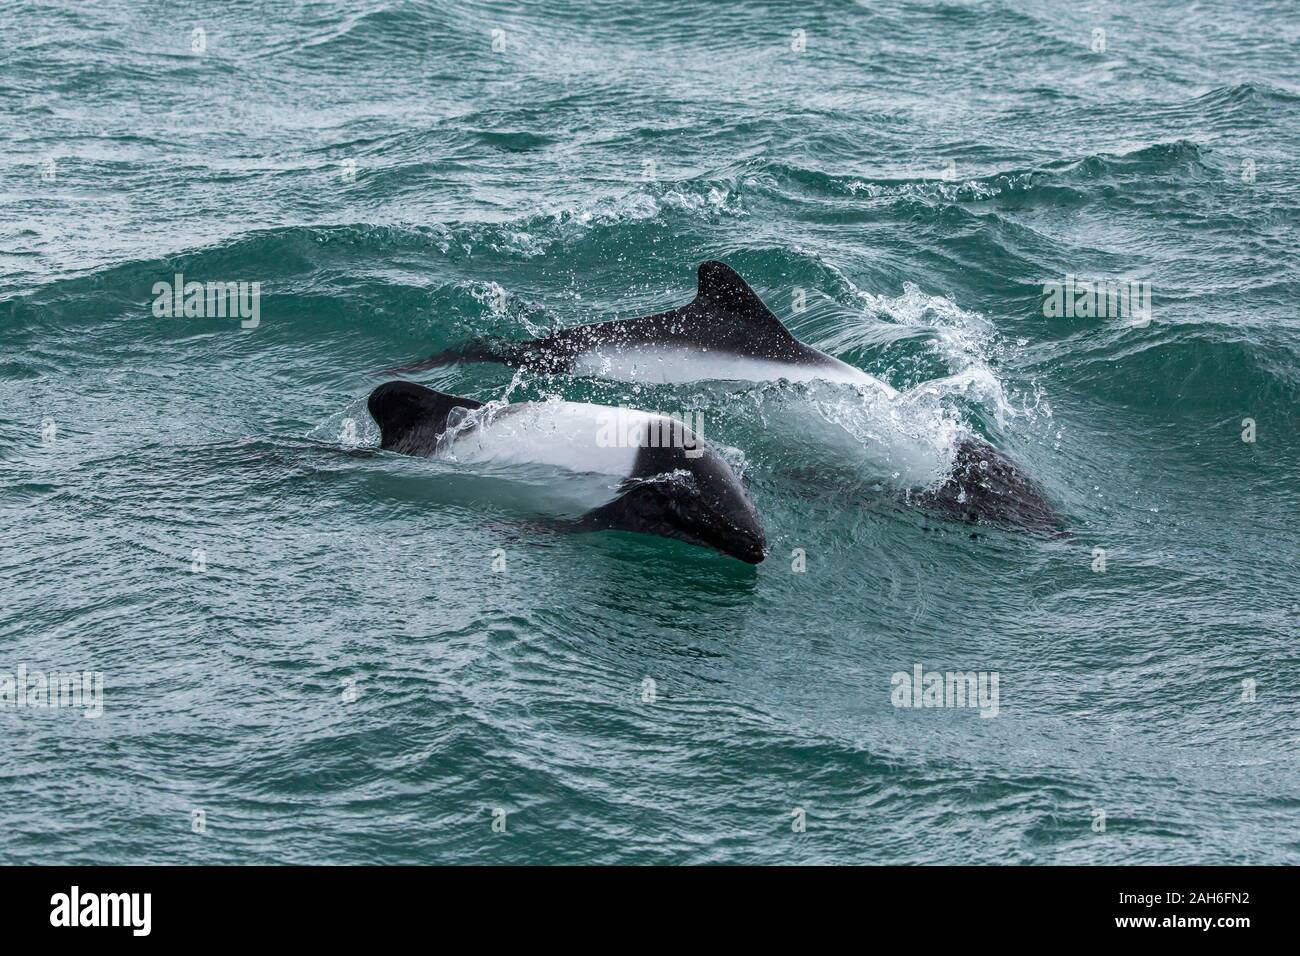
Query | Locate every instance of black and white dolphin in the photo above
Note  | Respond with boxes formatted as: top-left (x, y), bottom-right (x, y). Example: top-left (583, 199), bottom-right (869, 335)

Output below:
top-left (383, 260), bottom-right (896, 394)
top-left (366, 380), bottom-right (767, 563)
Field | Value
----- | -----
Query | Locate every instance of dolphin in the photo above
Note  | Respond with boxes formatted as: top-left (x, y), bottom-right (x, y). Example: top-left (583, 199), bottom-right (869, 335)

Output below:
top-left (366, 380), bottom-right (767, 563)
top-left (382, 260), bottom-right (897, 395)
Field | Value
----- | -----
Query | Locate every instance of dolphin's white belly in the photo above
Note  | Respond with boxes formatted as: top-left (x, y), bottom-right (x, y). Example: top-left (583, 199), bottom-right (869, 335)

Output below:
top-left (570, 346), bottom-right (897, 395)
top-left (445, 401), bottom-right (655, 478)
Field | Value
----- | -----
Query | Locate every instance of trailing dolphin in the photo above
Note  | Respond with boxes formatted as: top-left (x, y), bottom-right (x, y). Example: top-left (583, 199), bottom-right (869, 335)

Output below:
top-left (366, 380), bottom-right (767, 563)
top-left (382, 260), bottom-right (896, 394)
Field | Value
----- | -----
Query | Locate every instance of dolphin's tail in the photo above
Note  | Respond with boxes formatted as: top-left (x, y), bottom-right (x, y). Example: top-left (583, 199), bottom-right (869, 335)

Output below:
top-left (375, 336), bottom-right (523, 376)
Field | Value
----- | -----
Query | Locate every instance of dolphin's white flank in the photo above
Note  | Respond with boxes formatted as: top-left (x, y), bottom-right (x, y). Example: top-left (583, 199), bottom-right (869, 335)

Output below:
top-left (569, 346), bottom-right (897, 394)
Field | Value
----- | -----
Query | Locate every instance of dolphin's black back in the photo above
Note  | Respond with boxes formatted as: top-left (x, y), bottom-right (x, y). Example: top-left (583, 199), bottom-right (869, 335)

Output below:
top-left (381, 261), bottom-right (822, 375)
top-left (572, 416), bottom-right (766, 564)
top-left (540, 260), bottom-right (800, 360)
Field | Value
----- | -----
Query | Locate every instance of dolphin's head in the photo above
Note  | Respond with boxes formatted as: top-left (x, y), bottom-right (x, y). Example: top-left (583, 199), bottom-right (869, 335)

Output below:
top-left (921, 438), bottom-right (1064, 534)
top-left (367, 381), bottom-right (483, 456)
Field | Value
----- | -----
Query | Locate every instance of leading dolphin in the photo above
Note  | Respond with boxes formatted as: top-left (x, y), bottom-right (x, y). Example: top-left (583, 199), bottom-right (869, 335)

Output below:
top-left (367, 380), bottom-right (767, 563)
top-left (383, 261), bottom-right (896, 395)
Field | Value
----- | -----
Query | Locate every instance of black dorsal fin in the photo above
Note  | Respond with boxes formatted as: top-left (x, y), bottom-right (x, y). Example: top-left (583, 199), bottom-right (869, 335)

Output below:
top-left (693, 261), bottom-right (794, 340)
top-left (367, 380), bottom-right (483, 451)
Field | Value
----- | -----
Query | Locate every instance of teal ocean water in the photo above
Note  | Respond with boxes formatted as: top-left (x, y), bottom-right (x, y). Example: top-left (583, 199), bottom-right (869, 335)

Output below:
top-left (2, 0), bottom-right (1298, 864)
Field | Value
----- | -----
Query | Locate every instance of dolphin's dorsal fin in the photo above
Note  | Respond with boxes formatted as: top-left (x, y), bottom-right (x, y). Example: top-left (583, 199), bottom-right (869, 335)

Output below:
top-left (693, 261), bottom-right (794, 341)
